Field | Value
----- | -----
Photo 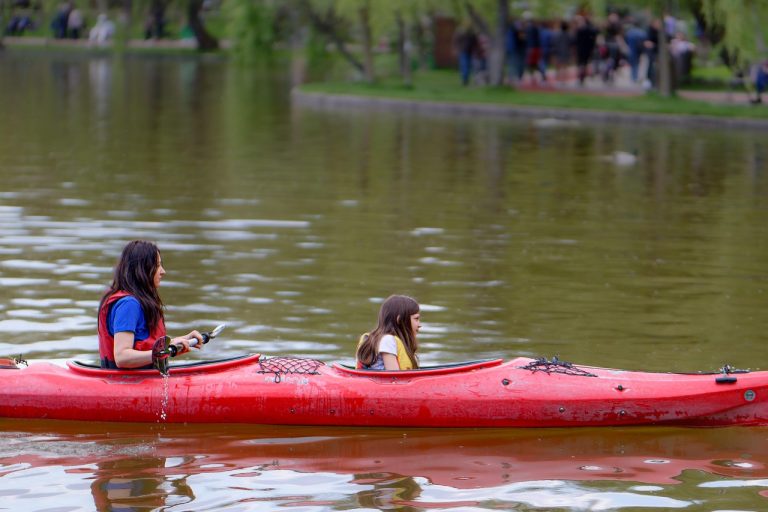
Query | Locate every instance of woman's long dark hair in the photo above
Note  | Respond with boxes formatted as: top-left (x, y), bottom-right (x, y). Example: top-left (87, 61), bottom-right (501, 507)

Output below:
top-left (99, 240), bottom-right (164, 331)
top-left (357, 295), bottom-right (420, 369)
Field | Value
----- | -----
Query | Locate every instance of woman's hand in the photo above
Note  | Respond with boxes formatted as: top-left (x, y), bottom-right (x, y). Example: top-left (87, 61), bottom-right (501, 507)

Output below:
top-left (172, 330), bottom-right (204, 355)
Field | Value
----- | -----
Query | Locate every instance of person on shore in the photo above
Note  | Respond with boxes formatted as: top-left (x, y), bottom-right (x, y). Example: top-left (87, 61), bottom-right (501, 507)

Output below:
top-left (522, 13), bottom-right (546, 83)
top-left (601, 12), bottom-right (625, 83)
top-left (50, 2), bottom-right (70, 39)
top-left (454, 23), bottom-right (479, 86)
top-left (538, 20), bottom-right (554, 81)
top-left (356, 295), bottom-right (421, 370)
top-left (89, 13), bottom-right (115, 45)
top-left (752, 60), bottom-right (768, 104)
top-left (643, 18), bottom-right (662, 89)
top-left (574, 15), bottom-right (597, 86)
top-left (670, 31), bottom-right (696, 86)
top-left (67, 7), bottom-right (84, 39)
top-left (5, 5), bottom-right (35, 36)
top-left (551, 20), bottom-right (573, 82)
top-left (97, 240), bottom-right (203, 369)
top-left (624, 17), bottom-right (646, 83)
top-left (505, 16), bottom-right (526, 83)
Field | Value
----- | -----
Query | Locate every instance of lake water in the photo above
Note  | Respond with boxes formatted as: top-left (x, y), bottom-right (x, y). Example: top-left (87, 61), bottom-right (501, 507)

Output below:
top-left (1, 51), bottom-right (768, 511)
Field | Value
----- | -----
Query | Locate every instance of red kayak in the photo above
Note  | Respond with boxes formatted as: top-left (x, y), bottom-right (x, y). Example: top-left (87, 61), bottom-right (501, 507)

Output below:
top-left (1, 354), bottom-right (766, 426)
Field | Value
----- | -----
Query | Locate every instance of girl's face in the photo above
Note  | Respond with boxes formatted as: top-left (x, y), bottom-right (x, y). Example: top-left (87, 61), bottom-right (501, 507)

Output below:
top-left (153, 256), bottom-right (165, 289)
top-left (410, 312), bottom-right (421, 336)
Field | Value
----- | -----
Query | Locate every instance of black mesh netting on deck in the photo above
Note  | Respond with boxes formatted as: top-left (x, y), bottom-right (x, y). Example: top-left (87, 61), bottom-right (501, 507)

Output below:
top-left (257, 356), bottom-right (325, 382)
top-left (517, 357), bottom-right (597, 377)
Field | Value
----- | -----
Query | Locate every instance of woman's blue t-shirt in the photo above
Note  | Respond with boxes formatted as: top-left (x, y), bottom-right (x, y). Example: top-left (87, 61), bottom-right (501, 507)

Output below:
top-left (107, 296), bottom-right (150, 342)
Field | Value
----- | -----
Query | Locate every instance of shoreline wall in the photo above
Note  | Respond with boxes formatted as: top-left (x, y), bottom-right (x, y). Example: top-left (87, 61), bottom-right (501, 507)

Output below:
top-left (292, 89), bottom-right (768, 131)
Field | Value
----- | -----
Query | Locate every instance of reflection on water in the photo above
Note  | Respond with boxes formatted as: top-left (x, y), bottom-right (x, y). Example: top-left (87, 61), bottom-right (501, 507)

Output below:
top-left (2, 420), bottom-right (768, 511)
top-left (2, 52), bottom-right (768, 510)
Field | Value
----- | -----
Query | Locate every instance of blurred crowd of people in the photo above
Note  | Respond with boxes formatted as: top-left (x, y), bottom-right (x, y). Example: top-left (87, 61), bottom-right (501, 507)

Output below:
top-left (3, 0), bottom-right (37, 36)
top-left (4, 0), bottom-right (114, 43)
top-left (4, 0), bottom-right (170, 43)
top-left (454, 10), bottom-right (699, 90)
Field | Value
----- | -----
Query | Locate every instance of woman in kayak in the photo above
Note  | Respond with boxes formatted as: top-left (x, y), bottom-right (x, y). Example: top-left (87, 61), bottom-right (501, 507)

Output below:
top-left (356, 295), bottom-right (421, 370)
top-left (97, 240), bottom-right (203, 369)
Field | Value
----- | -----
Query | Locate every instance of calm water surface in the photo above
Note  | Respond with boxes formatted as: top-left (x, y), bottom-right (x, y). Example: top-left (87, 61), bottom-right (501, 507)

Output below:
top-left (1, 51), bottom-right (768, 511)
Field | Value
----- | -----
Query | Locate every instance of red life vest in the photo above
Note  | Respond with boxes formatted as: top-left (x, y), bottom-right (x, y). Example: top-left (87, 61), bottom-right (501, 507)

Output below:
top-left (97, 291), bottom-right (166, 369)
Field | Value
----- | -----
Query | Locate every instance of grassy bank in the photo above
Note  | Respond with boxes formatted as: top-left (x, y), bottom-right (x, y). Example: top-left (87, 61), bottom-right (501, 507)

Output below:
top-left (300, 70), bottom-right (767, 121)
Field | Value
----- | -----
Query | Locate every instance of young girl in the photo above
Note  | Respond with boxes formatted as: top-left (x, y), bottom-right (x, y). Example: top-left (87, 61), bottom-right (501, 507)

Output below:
top-left (97, 240), bottom-right (203, 369)
top-left (356, 295), bottom-right (421, 370)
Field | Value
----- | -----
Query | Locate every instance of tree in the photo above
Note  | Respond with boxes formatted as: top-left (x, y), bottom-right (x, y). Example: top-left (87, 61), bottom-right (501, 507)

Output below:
top-left (701, 0), bottom-right (768, 68)
top-left (146, 0), bottom-right (170, 39)
top-left (464, 0), bottom-right (508, 86)
top-left (300, 0), bottom-right (367, 76)
top-left (395, 9), bottom-right (412, 86)
top-left (187, 0), bottom-right (219, 51)
top-left (0, 0), bottom-right (5, 50)
top-left (392, 0), bottom-right (437, 86)
top-left (225, 0), bottom-right (279, 62)
top-left (357, 0), bottom-right (375, 82)
top-left (300, 0), bottom-right (384, 82)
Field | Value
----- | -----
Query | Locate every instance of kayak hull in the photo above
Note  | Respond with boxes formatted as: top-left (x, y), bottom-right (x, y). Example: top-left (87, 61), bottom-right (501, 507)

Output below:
top-left (2, 355), bottom-right (766, 427)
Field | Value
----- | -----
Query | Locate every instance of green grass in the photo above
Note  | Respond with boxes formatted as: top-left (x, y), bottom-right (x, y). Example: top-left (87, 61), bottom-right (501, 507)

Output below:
top-left (691, 64), bottom-right (735, 82)
top-left (300, 69), bottom-right (768, 121)
top-left (680, 64), bottom-right (745, 92)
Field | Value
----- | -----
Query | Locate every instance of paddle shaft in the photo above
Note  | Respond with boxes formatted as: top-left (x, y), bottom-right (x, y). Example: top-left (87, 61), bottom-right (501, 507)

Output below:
top-left (168, 332), bottom-right (212, 357)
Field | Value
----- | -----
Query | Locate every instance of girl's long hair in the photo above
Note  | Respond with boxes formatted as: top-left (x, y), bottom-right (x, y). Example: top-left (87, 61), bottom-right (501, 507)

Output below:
top-left (99, 240), bottom-right (164, 331)
top-left (357, 295), bottom-right (420, 369)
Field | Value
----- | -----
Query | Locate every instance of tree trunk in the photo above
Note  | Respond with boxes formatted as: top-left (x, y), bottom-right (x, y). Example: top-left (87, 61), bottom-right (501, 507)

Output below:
top-left (413, 13), bottom-right (429, 70)
top-left (396, 10), bottom-right (412, 86)
top-left (466, 0), bottom-right (508, 87)
top-left (657, 20), bottom-right (673, 96)
top-left (289, 4), bottom-right (305, 86)
top-left (655, 2), bottom-right (674, 97)
top-left (122, 0), bottom-right (133, 31)
top-left (489, 0), bottom-right (509, 86)
top-left (148, 0), bottom-right (167, 38)
top-left (0, 0), bottom-right (4, 50)
top-left (187, 0), bottom-right (219, 51)
top-left (358, 5), bottom-right (375, 83)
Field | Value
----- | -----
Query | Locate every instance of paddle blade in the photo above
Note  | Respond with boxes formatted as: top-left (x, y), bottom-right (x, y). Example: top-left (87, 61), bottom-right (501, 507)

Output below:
top-left (152, 336), bottom-right (171, 375)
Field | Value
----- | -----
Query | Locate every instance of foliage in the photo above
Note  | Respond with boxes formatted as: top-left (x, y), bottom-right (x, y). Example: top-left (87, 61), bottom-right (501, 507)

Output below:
top-left (306, 0), bottom-right (440, 49)
top-left (702, 0), bottom-right (768, 67)
top-left (224, 0), bottom-right (278, 62)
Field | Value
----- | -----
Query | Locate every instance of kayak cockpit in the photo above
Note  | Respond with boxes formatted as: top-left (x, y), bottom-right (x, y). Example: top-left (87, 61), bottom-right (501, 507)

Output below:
top-left (332, 358), bottom-right (504, 377)
top-left (67, 353), bottom-right (262, 376)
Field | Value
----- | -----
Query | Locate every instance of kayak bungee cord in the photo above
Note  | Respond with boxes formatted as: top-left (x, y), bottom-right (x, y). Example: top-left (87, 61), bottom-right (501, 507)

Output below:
top-left (517, 356), bottom-right (598, 377)
top-left (257, 356), bottom-right (325, 383)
